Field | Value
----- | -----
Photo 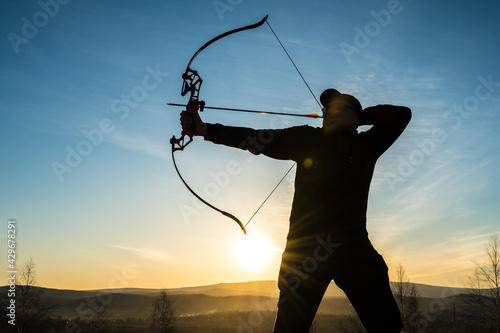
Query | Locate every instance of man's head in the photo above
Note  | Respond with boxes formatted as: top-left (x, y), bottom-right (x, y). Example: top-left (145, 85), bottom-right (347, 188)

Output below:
top-left (320, 89), bottom-right (362, 132)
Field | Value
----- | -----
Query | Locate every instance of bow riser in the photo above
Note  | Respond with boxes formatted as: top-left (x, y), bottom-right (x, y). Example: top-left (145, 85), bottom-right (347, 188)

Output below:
top-left (170, 67), bottom-right (203, 152)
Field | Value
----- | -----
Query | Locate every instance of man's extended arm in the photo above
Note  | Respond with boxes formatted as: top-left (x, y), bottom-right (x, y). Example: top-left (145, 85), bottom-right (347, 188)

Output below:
top-left (204, 123), bottom-right (310, 161)
top-left (180, 109), bottom-right (298, 159)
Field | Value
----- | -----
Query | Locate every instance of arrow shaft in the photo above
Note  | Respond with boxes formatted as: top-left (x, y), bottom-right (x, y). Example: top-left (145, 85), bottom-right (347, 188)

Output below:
top-left (167, 103), bottom-right (321, 119)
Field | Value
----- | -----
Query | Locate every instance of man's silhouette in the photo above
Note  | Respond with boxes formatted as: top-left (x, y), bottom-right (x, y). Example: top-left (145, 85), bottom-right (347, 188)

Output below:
top-left (180, 88), bottom-right (411, 332)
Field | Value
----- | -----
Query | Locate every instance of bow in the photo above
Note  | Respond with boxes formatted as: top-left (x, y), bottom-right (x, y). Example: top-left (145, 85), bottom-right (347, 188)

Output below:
top-left (170, 15), bottom-right (322, 235)
top-left (170, 15), bottom-right (270, 235)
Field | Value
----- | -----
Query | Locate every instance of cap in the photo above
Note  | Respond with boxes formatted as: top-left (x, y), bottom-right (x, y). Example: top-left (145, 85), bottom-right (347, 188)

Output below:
top-left (320, 88), bottom-right (362, 115)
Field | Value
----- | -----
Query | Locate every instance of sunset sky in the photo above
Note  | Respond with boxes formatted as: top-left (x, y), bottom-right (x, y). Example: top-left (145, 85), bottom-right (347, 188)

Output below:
top-left (1, 0), bottom-right (499, 291)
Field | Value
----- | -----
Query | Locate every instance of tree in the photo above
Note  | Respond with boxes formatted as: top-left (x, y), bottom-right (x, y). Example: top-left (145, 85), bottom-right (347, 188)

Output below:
top-left (151, 289), bottom-right (176, 333)
top-left (16, 257), bottom-right (51, 332)
top-left (467, 268), bottom-right (491, 329)
top-left (335, 312), bottom-right (366, 333)
top-left (391, 264), bottom-right (421, 333)
top-left (467, 233), bottom-right (500, 332)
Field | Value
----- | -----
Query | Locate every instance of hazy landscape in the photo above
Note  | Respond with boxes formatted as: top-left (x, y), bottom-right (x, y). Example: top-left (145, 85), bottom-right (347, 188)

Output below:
top-left (0, 280), bottom-right (487, 332)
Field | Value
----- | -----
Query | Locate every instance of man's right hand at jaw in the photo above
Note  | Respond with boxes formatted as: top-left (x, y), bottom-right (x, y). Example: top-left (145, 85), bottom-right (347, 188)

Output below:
top-left (180, 110), bottom-right (207, 137)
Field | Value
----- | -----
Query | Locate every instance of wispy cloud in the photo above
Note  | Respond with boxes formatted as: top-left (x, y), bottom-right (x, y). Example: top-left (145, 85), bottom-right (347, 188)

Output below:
top-left (112, 244), bottom-right (172, 263)
top-left (396, 227), bottom-right (496, 284)
top-left (105, 130), bottom-right (169, 160)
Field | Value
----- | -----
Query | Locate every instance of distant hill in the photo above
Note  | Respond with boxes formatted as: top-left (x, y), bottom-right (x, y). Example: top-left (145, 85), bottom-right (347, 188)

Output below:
top-left (84, 280), bottom-right (469, 299)
top-left (0, 281), bottom-right (473, 320)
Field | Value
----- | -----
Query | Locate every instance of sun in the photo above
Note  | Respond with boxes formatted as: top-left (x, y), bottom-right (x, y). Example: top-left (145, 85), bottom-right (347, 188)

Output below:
top-left (235, 235), bottom-right (277, 272)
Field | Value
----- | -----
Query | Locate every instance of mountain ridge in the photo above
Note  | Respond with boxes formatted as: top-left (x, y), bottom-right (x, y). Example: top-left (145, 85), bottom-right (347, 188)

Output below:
top-left (1, 280), bottom-right (469, 299)
top-left (92, 280), bottom-right (469, 299)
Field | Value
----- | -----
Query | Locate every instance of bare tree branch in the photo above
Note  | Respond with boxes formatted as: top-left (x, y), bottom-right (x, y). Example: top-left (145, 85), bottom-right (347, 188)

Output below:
top-left (16, 258), bottom-right (51, 333)
top-left (391, 263), bottom-right (422, 333)
top-left (467, 234), bottom-right (500, 332)
top-left (151, 289), bottom-right (176, 333)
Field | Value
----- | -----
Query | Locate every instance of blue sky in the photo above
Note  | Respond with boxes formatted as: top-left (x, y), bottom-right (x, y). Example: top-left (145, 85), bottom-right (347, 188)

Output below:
top-left (1, 0), bottom-right (499, 290)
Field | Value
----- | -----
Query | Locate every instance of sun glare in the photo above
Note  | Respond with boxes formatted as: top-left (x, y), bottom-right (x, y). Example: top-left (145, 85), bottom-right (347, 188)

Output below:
top-left (236, 235), bottom-right (277, 272)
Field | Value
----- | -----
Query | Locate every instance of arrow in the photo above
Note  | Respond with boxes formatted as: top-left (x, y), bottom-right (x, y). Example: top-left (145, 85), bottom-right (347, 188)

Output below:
top-left (167, 103), bottom-right (322, 119)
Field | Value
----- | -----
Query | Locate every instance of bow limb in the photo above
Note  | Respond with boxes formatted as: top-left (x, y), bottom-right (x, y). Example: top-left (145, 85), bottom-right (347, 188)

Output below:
top-left (180, 15), bottom-right (268, 98)
top-left (184, 15), bottom-right (268, 72)
top-left (171, 150), bottom-right (247, 234)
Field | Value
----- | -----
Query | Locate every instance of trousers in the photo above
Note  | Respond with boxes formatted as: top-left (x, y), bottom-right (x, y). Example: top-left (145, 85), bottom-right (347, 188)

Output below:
top-left (272, 240), bottom-right (403, 333)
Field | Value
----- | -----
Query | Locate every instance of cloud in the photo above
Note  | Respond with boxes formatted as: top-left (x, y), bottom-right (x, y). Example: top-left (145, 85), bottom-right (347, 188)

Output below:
top-left (105, 130), bottom-right (169, 160)
top-left (400, 227), bottom-right (495, 282)
top-left (112, 244), bottom-right (172, 263)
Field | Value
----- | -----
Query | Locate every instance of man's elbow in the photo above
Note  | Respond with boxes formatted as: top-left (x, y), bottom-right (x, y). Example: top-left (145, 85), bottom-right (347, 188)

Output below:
top-left (400, 106), bottom-right (412, 125)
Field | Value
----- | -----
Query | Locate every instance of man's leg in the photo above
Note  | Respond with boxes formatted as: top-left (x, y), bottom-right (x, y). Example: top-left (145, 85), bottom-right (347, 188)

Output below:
top-left (333, 245), bottom-right (403, 332)
top-left (273, 253), bottom-right (331, 333)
